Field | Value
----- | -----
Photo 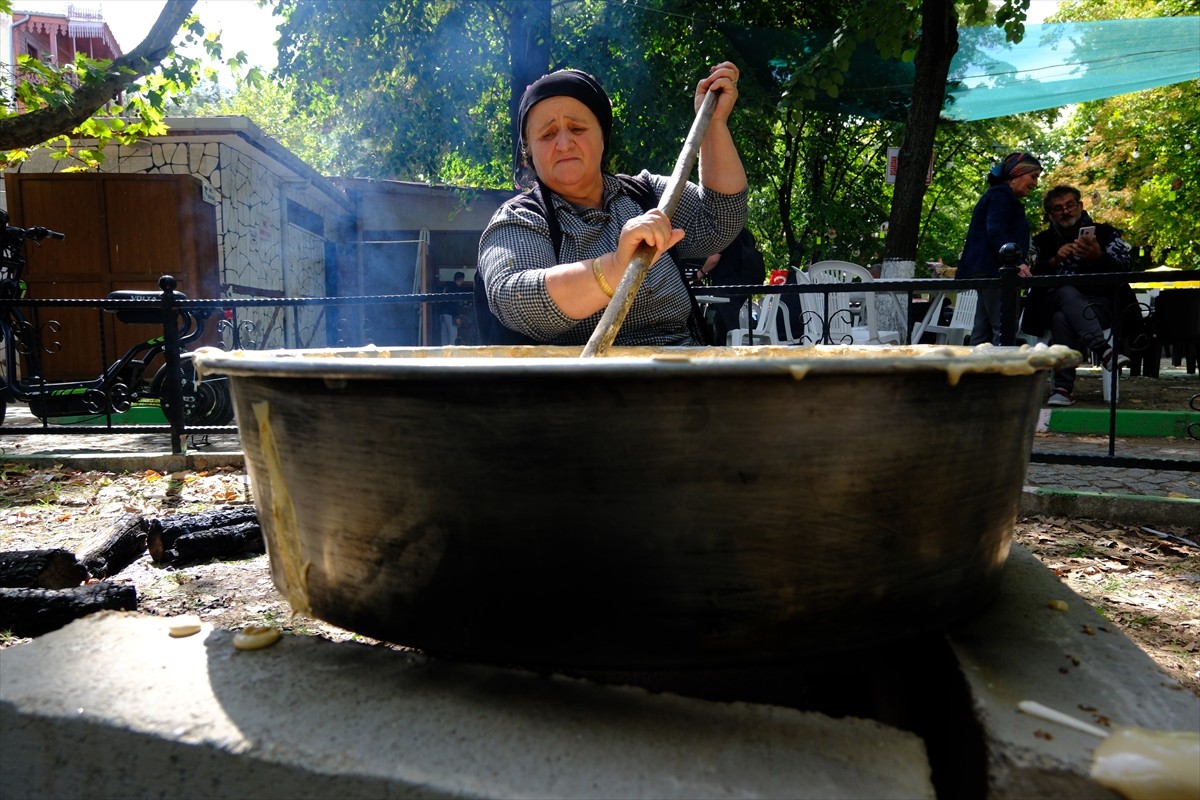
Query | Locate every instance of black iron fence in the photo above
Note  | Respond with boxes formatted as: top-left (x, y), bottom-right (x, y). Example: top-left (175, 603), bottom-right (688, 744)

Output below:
top-left (1, 269), bottom-right (1197, 471)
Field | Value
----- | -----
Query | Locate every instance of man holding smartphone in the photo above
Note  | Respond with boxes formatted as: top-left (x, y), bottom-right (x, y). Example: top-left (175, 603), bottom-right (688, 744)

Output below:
top-left (1025, 185), bottom-right (1139, 406)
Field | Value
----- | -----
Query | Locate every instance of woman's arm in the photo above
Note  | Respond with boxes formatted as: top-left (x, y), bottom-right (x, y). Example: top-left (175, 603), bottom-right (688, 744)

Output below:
top-left (544, 211), bottom-right (684, 318)
top-left (983, 189), bottom-right (1030, 269)
top-left (695, 62), bottom-right (747, 196)
top-left (479, 200), bottom-right (684, 338)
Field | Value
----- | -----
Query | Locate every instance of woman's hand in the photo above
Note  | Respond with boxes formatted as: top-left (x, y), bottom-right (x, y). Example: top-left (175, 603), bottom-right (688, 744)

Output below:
top-left (696, 61), bottom-right (739, 123)
top-left (615, 210), bottom-right (685, 274)
top-left (544, 209), bottom-right (684, 319)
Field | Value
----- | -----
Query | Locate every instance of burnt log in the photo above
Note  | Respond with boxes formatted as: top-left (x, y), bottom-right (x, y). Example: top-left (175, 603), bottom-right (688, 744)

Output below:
top-left (162, 520), bottom-right (264, 567)
top-left (0, 582), bottom-right (138, 637)
top-left (77, 513), bottom-right (148, 578)
top-left (147, 506), bottom-right (259, 563)
top-left (0, 549), bottom-right (87, 589)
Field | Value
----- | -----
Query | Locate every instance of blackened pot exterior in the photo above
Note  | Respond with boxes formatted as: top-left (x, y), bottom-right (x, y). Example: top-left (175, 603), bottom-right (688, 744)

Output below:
top-left (196, 344), bottom-right (1078, 669)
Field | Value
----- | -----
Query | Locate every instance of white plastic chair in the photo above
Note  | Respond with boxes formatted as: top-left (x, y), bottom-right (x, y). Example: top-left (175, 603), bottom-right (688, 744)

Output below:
top-left (797, 261), bottom-right (901, 345)
top-left (727, 294), bottom-right (799, 345)
top-left (922, 290), bottom-right (978, 345)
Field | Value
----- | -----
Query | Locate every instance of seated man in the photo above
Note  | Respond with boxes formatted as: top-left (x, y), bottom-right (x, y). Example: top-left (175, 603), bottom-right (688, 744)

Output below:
top-left (1026, 185), bottom-right (1138, 407)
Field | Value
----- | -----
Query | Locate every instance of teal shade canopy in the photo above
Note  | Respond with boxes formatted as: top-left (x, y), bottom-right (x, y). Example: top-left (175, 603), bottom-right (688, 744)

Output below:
top-left (724, 16), bottom-right (1200, 122)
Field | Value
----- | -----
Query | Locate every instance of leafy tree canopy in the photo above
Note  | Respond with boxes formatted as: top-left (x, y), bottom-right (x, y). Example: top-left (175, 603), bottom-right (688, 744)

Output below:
top-left (1041, 0), bottom-right (1200, 268)
top-left (0, 0), bottom-right (252, 170)
top-left (272, 0), bottom-right (1038, 267)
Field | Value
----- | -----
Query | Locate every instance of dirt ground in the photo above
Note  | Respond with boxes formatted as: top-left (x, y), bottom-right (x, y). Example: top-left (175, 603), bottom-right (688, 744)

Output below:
top-left (1, 458), bottom-right (1197, 697)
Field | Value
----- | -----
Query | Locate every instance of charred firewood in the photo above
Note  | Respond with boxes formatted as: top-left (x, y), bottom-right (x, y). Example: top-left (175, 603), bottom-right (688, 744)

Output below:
top-left (0, 582), bottom-right (138, 637)
top-left (77, 513), bottom-right (148, 579)
top-left (161, 520), bottom-right (264, 567)
top-left (147, 506), bottom-right (259, 563)
top-left (0, 549), bottom-right (87, 590)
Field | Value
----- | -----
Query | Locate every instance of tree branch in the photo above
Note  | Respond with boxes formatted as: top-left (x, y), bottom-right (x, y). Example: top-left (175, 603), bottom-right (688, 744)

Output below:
top-left (0, 0), bottom-right (196, 151)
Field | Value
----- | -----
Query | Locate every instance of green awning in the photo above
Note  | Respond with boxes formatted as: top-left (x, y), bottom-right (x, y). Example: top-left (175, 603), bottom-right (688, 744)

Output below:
top-left (724, 16), bottom-right (1200, 122)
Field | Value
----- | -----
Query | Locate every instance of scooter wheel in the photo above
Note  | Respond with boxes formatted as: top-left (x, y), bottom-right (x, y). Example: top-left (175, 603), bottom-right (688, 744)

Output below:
top-left (185, 374), bottom-right (235, 426)
top-left (156, 359), bottom-right (235, 427)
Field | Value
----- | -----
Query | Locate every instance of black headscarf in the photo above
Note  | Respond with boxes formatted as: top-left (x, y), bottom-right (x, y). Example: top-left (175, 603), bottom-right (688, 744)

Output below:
top-left (516, 70), bottom-right (612, 186)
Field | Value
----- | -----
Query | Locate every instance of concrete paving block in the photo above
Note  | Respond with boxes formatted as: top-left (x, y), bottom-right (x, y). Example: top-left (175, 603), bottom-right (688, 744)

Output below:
top-left (1019, 486), bottom-right (1200, 529)
top-left (1, 612), bottom-right (934, 800)
top-left (946, 544), bottom-right (1200, 799)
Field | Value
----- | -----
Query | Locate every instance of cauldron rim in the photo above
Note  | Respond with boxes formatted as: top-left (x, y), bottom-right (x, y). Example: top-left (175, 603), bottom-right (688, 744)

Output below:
top-left (195, 343), bottom-right (1080, 382)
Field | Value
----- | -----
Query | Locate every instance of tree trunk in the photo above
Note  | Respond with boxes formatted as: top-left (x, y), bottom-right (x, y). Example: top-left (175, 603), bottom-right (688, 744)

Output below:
top-left (0, 0), bottom-right (196, 150)
top-left (78, 514), bottom-right (149, 579)
top-left (884, 0), bottom-right (959, 262)
top-left (0, 549), bottom-right (86, 590)
top-left (147, 506), bottom-right (260, 563)
top-left (0, 583), bottom-right (137, 638)
top-left (508, 0), bottom-right (553, 184)
top-left (779, 108), bottom-right (799, 261)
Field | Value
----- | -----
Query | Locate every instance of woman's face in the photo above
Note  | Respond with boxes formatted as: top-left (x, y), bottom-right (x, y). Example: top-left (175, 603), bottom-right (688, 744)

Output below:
top-left (1009, 169), bottom-right (1041, 198)
top-left (525, 96), bottom-right (604, 199)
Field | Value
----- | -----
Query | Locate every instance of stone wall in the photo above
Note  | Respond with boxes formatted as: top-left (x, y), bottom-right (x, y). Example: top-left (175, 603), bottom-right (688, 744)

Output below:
top-left (9, 134), bottom-right (343, 350)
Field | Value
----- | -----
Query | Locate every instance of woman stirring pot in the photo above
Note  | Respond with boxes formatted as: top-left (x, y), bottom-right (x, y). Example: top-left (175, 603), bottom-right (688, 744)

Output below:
top-left (476, 63), bottom-right (748, 346)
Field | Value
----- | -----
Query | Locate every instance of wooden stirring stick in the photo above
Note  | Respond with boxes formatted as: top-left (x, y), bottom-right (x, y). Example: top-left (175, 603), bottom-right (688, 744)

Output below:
top-left (581, 89), bottom-right (718, 357)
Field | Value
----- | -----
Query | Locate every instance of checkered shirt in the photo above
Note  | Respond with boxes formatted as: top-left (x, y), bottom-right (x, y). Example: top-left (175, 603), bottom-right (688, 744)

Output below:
top-left (477, 170), bottom-right (747, 346)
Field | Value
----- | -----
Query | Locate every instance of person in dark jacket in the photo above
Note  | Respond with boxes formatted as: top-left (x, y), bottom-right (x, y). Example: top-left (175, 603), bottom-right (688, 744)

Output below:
top-left (438, 271), bottom-right (467, 345)
top-left (1026, 185), bottom-right (1137, 406)
top-left (684, 227), bottom-right (766, 344)
top-left (957, 152), bottom-right (1042, 345)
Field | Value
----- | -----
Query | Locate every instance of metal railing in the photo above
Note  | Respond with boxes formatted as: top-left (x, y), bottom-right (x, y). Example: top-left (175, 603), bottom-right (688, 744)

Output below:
top-left (1, 270), bottom-right (1196, 472)
top-left (701, 267), bottom-right (1198, 472)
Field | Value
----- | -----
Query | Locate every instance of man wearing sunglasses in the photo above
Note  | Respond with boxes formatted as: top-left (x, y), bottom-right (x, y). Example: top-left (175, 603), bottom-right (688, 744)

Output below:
top-left (1026, 185), bottom-right (1138, 407)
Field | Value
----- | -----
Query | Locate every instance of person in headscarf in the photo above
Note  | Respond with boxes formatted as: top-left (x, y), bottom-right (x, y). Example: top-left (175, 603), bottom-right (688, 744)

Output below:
top-left (476, 63), bottom-right (747, 346)
top-left (1025, 185), bottom-right (1138, 406)
top-left (957, 151), bottom-right (1043, 345)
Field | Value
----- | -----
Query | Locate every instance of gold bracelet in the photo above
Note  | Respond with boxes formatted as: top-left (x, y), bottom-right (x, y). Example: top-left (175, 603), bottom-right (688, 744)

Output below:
top-left (592, 256), bottom-right (614, 298)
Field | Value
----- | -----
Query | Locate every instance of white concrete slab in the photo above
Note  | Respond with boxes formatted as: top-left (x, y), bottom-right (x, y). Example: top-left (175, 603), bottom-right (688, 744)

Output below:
top-left (947, 544), bottom-right (1200, 798)
top-left (1, 612), bottom-right (933, 799)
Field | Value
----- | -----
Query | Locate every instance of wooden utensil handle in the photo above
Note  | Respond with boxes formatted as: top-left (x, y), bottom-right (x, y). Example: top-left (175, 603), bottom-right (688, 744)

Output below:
top-left (581, 90), bottom-right (719, 357)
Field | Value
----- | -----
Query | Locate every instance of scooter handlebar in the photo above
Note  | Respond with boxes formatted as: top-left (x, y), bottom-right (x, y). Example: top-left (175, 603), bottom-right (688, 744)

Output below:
top-left (3, 224), bottom-right (65, 243)
top-left (25, 226), bottom-right (65, 241)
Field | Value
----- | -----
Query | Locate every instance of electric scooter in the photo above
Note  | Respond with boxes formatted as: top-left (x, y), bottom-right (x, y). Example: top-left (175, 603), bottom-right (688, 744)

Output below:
top-left (0, 210), bottom-right (233, 428)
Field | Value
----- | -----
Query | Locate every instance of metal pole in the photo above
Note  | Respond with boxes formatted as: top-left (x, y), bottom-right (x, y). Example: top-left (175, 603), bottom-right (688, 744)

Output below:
top-left (159, 275), bottom-right (186, 455)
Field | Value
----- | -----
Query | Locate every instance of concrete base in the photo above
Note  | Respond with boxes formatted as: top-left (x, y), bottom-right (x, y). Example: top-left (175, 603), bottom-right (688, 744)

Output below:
top-left (947, 545), bottom-right (1200, 798)
top-left (2, 546), bottom-right (1196, 799)
top-left (1, 614), bottom-right (933, 800)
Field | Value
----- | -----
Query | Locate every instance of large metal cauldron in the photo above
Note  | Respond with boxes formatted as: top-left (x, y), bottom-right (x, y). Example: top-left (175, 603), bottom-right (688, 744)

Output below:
top-left (195, 344), bottom-right (1078, 669)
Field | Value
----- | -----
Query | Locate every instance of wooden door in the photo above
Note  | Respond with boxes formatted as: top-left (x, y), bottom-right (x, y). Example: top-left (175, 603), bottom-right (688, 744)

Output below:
top-left (4, 173), bottom-right (219, 381)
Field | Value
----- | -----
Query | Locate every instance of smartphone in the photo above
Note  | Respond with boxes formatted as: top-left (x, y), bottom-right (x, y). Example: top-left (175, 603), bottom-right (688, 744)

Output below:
top-left (1077, 226), bottom-right (1096, 240)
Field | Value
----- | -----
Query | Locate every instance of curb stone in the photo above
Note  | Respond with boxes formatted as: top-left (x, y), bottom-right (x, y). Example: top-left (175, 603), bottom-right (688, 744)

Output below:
top-left (1020, 486), bottom-right (1199, 530)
